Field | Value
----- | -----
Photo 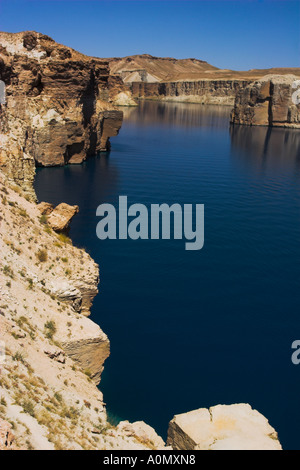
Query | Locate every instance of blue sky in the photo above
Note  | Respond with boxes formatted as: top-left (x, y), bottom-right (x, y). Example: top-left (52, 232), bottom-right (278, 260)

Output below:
top-left (0, 0), bottom-right (299, 70)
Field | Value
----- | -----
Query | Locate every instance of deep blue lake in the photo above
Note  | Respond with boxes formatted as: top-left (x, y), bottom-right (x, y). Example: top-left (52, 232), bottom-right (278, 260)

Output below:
top-left (35, 101), bottom-right (300, 449)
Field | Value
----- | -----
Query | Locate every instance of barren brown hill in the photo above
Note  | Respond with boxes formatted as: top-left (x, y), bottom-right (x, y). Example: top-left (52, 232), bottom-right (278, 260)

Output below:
top-left (108, 54), bottom-right (300, 82)
top-left (108, 54), bottom-right (219, 82)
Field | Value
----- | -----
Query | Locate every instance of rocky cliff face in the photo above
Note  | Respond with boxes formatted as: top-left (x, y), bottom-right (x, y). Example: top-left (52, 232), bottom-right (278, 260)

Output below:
top-left (230, 74), bottom-right (300, 128)
top-left (0, 171), bottom-right (108, 384)
top-left (131, 79), bottom-right (251, 106)
top-left (0, 31), bottom-right (124, 199)
top-left (110, 54), bottom-right (300, 109)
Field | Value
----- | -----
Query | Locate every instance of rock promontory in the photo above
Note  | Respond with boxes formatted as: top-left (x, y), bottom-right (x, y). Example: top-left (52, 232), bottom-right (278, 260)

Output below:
top-left (0, 31), bottom-right (124, 199)
top-left (230, 74), bottom-right (300, 128)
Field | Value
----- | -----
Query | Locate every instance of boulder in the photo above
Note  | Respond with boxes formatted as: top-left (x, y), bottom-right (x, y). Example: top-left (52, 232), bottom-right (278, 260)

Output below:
top-left (47, 203), bottom-right (79, 232)
top-left (167, 403), bottom-right (282, 450)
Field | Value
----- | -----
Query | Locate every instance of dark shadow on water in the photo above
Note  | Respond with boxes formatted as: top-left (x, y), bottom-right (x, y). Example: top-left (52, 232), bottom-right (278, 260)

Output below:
top-left (230, 124), bottom-right (300, 177)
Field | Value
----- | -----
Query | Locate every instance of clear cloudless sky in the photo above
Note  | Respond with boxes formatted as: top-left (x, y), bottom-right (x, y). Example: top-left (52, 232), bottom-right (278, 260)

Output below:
top-left (0, 0), bottom-right (299, 70)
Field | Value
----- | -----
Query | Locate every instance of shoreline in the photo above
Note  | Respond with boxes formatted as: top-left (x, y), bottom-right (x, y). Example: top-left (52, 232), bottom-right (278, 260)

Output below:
top-left (0, 30), bottom-right (291, 451)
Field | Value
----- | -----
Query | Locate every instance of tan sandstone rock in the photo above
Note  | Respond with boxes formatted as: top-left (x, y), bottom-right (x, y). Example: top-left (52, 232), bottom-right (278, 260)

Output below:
top-left (116, 421), bottom-right (166, 449)
top-left (37, 201), bottom-right (54, 215)
top-left (47, 203), bottom-right (79, 232)
top-left (167, 404), bottom-right (282, 450)
top-left (60, 325), bottom-right (110, 385)
top-left (113, 91), bottom-right (138, 107)
top-left (231, 74), bottom-right (300, 128)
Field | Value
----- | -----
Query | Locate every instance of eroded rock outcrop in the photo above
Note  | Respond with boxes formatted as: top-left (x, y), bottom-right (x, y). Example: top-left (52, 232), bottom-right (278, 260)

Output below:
top-left (60, 323), bottom-right (110, 384)
top-left (36, 201), bottom-right (54, 215)
top-left (167, 404), bottom-right (282, 450)
top-left (37, 201), bottom-right (79, 231)
top-left (0, 31), bottom-right (124, 199)
top-left (46, 203), bottom-right (79, 232)
top-left (231, 74), bottom-right (300, 128)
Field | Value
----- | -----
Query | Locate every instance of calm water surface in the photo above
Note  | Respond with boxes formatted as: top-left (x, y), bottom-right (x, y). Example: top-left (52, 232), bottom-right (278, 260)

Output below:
top-left (35, 102), bottom-right (300, 449)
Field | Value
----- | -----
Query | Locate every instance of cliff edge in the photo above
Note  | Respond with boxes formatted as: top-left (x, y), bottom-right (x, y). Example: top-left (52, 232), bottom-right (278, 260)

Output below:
top-left (231, 74), bottom-right (300, 128)
top-left (0, 31), bottom-right (124, 200)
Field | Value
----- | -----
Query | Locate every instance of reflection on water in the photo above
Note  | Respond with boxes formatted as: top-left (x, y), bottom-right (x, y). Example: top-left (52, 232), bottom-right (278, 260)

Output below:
top-left (121, 100), bottom-right (231, 129)
top-left (35, 153), bottom-right (120, 208)
top-left (230, 125), bottom-right (300, 175)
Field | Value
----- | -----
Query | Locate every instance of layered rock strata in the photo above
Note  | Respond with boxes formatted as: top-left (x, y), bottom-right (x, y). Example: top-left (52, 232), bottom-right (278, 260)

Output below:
top-left (0, 31), bottom-right (124, 199)
top-left (230, 74), bottom-right (300, 128)
top-left (131, 80), bottom-right (251, 106)
top-left (110, 54), bottom-right (300, 117)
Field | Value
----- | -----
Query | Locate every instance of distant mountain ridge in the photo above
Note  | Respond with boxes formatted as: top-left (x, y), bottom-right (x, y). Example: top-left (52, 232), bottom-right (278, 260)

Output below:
top-left (108, 53), bottom-right (300, 82)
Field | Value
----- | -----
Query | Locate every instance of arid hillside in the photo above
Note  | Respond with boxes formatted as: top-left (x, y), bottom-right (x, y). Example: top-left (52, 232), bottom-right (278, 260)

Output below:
top-left (108, 54), bottom-right (300, 82)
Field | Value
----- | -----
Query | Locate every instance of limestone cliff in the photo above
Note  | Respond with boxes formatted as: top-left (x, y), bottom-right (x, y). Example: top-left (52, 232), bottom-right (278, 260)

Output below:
top-left (109, 54), bottom-right (300, 109)
top-left (131, 79), bottom-right (251, 106)
top-left (0, 31), bottom-right (124, 199)
top-left (230, 74), bottom-right (300, 128)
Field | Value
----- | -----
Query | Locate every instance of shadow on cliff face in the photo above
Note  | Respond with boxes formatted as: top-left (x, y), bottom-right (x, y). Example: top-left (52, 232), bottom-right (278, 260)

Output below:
top-left (80, 69), bottom-right (97, 128)
top-left (230, 125), bottom-right (300, 176)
